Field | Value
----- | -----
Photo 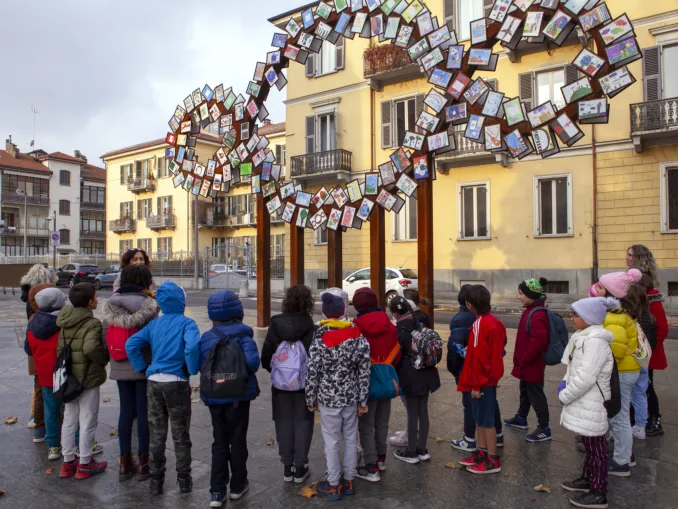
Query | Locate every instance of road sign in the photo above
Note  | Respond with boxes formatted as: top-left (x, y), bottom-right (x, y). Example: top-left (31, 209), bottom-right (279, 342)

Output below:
top-left (50, 231), bottom-right (60, 247)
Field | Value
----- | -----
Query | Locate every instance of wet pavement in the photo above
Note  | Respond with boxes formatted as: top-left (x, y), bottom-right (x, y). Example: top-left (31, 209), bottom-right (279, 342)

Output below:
top-left (0, 293), bottom-right (676, 508)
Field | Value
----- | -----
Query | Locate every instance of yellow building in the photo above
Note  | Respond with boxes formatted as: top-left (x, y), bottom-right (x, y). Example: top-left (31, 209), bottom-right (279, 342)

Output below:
top-left (269, 0), bottom-right (678, 305)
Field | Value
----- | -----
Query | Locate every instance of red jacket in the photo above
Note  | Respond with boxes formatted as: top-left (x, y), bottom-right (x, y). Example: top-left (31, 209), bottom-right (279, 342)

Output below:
top-left (354, 310), bottom-right (401, 366)
top-left (648, 289), bottom-right (669, 370)
top-left (511, 301), bottom-right (549, 383)
top-left (25, 311), bottom-right (60, 387)
top-left (458, 313), bottom-right (506, 392)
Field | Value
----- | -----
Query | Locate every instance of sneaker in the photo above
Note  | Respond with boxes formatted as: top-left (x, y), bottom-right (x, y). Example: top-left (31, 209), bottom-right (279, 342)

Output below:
top-left (316, 481), bottom-right (343, 501)
top-left (467, 455), bottom-right (501, 475)
top-left (569, 491), bottom-right (608, 508)
top-left (32, 429), bottom-right (46, 443)
top-left (576, 441), bottom-right (586, 453)
top-left (416, 449), bottom-right (431, 461)
top-left (525, 427), bottom-right (552, 443)
top-left (388, 429), bottom-right (409, 447)
top-left (177, 474), bottom-right (192, 494)
top-left (294, 465), bottom-right (310, 484)
top-left (229, 482), bottom-right (249, 500)
top-left (210, 492), bottom-right (227, 508)
top-left (496, 433), bottom-right (504, 448)
top-left (59, 460), bottom-right (77, 478)
top-left (284, 464), bottom-right (295, 482)
top-left (377, 455), bottom-right (386, 471)
top-left (27, 415), bottom-right (36, 428)
top-left (631, 425), bottom-right (646, 440)
top-left (504, 415), bottom-right (528, 430)
top-left (342, 479), bottom-right (355, 496)
top-left (458, 450), bottom-right (485, 467)
top-left (74, 442), bottom-right (103, 458)
top-left (356, 464), bottom-right (380, 483)
top-left (629, 453), bottom-right (636, 467)
top-left (608, 459), bottom-right (630, 477)
top-left (48, 446), bottom-right (61, 461)
top-left (394, 449), bottom-right (420, 465)
top-left (450, 436), bottom-right (477, 452)
top-left (75, 458), bottom-right (108, 480)
top-left (150, 476), bottom-right (164, 496)
top-left (561, 476), bottom-right (591, 493)
top-left (646, 415), bottom-right (664, 437)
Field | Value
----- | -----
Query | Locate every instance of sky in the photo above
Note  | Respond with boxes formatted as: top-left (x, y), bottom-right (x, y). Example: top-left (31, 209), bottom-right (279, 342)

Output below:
top-left (0, 0), bottom-right (304, 168)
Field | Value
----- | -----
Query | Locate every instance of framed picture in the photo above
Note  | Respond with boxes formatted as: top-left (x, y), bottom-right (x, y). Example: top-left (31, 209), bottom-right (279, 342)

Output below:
top-left (379, 162), bottom-right (396, 185)
top-left (396, 172), bottom-right (418, 197)
top-left (488, 0), bottom-right (512, 23)
top-left (421, 47), bottom-right (444, 71)
top-left (497, 15), bottom-right (522, 43)
top-left (330, 186), bottom-right (349, 208)
top-left (246, 100), bottom-right (259, 119)
top-left (468, 48), bottom-right (492, 66)
top-left (370, 14), bottom-right (384, 37)
top-left (428, 25), bottom-right (453, 49)
top-left (213, 172), bottom-right (223, 191)
top-left (429, 68), bottom-right (453, 88)
top-left (172, 172), bottom-right (185, 188)
top-left (573, 48), bottom-right (605, 77)
top-left (183, 95), bottom-right (194, 114)
top-left (416, 111), bottom-right (440, 133)
top-left (541, 0), bottom-right (559, 8)
top-left (253, 62), bottom-right (266, 82)
top-left (563, 0), bottom-right (588, 15)
top-left (402, 0), bottom-right (424, 24)
top-left (201, 84), bottom-right (214, 102)
top-left (296, 191), bottom-right (312, 207)
top-left (312, 187), bottom-right (330, 208)
top-left (199, 103), bottom-right (210, 122)
top-left (384, 16), bottom-right (400, 39)
top-left (470, 18), bottom-right (487, 45)
top-left (395, 25), bottom-right (413, 48)
top-left (427, 131), bottom-right (450, 152)
top-left (316, 21), bottom-right (333, 39)
top-left (228, 151), bottom-right (240, 169)
top-left (425, 88), bottom-right (448, 113)
top-left (513, 0), bottom-right (536, 12)
top-left (578, 98), bottom-right (610, 124)
top-left (271, 164), bottom-right (282, 182)
top-left (224, 91), bottom-right (237, 110)
top-left (598, 66), bottom-right (635, 98)
top-left (600, 14), bottom-right (633, 45)
top-left (448, 73), bottom-right (471, 99)
top-left (346, 179), bottom-right (362, 203)
top-left (327, 209), bottom-right (342, 231)
top-left (543, 10), bottom-right (572, 41)
top-left (550, 113), bottom-right (584, 146)
top-left (579, 3), bottom-right (611, 31)
top-left (464, 78), bottom-right (490, 105)
top-left (561, 76), bottom-right (594, 104)
top-left (484, 124), bottom-right (503, 151)
top-left (176, 134), bottom-right (187, 147)
top-left (376, 189), bottom-right (397, 211)
top-left (310, 209), bottom-right (327, 230)
top-left (265, 68), bottom-right (278, 87)
top-left (206, 159), bottom-right (216, 177)
top-left (209, 104), bottom-right (221, 122)
top-left (335, 0), bottom-right (349, 11)
top-left (282, 202), bottom-right (296, 224)
top-left (527, 101), bottom-right (557, 128)
top-left (341, 206), bottom-right (356, 228)
top-left (408, 39), bottom-right (429, 62)
top-left (464, 114), bottom-right (485, 141)
top-left (239, 162), bottom-right (253, 176)
top-left (416, 10), bottom-right (434, 37)
top-left (523, 11), bottom-right (544, 38)
top-left (380, 0), bottom-right (398, 16)
top-left (301, 7), bottom-right (315, 29)
top-left (183, 174), bottom-right (194, 192)
top-left (445, 103), bottom-right (468, 124)
top-left (482, 90), bottom-right (505, 118)
top-left (357, 198), bottom-right (375, 221)
top-left (402, 132), bottom-right (425, 151)
top-left (260, 162), bottom-right (272, 181)
top-left (390, 148), bottom-right (410, 172)
top-left (246, 134), bottom-right (260, 153)
top-left (412, 155), bottom-right (429, 179)
top-left (267, 195), bottom-right (283, 215)
top-left (504, 129), bottom-right (533, 159)
top-left (263, 181), bottom-right (277, 198)
top-left (168, 160), bottom-right (181, 175)
top-left (532, 126), bottom-right (559, 157)
top-left (166, 132), bottom-right (177, 145)
top-left (272, 33), bottom-right (288, 48)
top-left (168, 115), bottom-right (180, 133)
top-left (504, 97), bottom-right (525, 126)
top-left (251, 175), bottom-right (261, 194)
top-left (316, 1), bottom-right (332, 19)
top-left (352, 12), bottom-right (368, 33)
top-left (363, 173), bottom-right (379, 195)
top-left (223, 164), bottom-right (232, 181)
top-left (295, 207), bottom-right (309, 228)
top-left (176, 146), bottom-right (185, 164)
top-left (191, 88), bottom-right (202, 106)
top-left (286, 17), bottom-right (301, 37)
top-left (605, 37), bottom-right (641, 68)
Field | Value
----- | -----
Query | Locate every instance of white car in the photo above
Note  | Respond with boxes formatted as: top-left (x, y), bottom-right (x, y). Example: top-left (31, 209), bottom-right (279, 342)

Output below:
top-left (343, 267), bottom-right (419, 305)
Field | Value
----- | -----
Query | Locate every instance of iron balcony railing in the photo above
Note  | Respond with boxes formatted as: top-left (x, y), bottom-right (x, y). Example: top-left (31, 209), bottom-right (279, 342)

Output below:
top-left (1, 193), bottom-right (50, 206)
top-left (146, 213), bottom-right (177, 230)
top-left (80, 201), bottom-right (105, 210)
top-left (109, 218), bottom-right (136, 233)
top-left (290, 149), bottom-right (352, 177)
top-left (451, 130), bottom-right (491, 157)
top-left (127, 177), bottom-right (155, 193)
top-left (630, 97), bottom-right (678, 133)
top-left (364, 45), bottom-right (412, 77)
top-left (80, 230), bottom-right (105, 239)
top-left (0, 226), bottom-right (50, 237)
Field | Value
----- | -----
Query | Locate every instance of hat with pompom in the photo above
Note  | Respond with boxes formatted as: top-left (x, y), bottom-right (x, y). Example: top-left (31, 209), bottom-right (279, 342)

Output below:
top-left (599, 268), bottom-right (642, 299)
top-left (572, 297), bottom-right (620, 326)
top-left (321, 287), bottom-right (348, 319)
top-left (519, 277), bottom-right (548, 300)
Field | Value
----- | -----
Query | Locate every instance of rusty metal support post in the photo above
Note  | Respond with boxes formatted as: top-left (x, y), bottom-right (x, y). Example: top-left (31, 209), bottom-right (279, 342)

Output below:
top-left (370, 206), bottom-right (386, 308)
top-left (256, 195), bottom-right (271, 327)
top-left (289, 222), bottom-right (304, 286)
top-left (417, 158), bottom-right (434, 324)
top-left (327, 228), bottom-right (343, 289)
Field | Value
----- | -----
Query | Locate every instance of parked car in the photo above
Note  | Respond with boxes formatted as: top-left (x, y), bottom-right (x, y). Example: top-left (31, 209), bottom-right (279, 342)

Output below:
top-left (208, 264), bottom-right (228, 277)
top-left (343, 267), bottom-right (418, 305)
top-left (55, 264), bottom-right (100, 287)
top-left (94, 265), bottom-right (121, 290)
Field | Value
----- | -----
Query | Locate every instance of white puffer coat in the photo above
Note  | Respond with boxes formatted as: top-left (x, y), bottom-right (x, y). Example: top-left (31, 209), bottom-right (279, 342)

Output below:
top-left (559, 325), bottom-right (614, 437)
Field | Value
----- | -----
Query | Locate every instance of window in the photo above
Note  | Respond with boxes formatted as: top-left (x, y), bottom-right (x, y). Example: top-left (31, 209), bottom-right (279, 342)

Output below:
top-left (544, 281), bottom-right (570, 294)
top-left (306, 113), bottom-right (337, 153)
top-left (59, 200), bottom-right (70, 216)
top-left (457, 0), bottom-right (484, 41)
top-left (81, 240), bottom-right (104, 254)
top-left (668, 282), bottom-right (678, 297)
top-left (137, 238), bottom-right (152, 254)
top-left (660, 163), bottom-right (678, 233)
top-left (119, 240), bottom-right (133, 254)
top-left (59, 229), bottom-right (70, 245)
top-left (81, 185), bottom-right (105, 204)
top-left (135, 159), bottom-right (151, 178)
top-left (305, 36), bottom-right (345, 78)
top-left (519, 65), bottom-right (578, 110)
top-left (120, 201), bottom-right (133, 219)
top-left (157, 195), bottom-right (173, 215)
top-left (458, 182), bottom-right (490, 239)
top-left (120, 164), bottom-right (133, 185)
top-left (59, 170), bottom-right (71, 186)
top-left (157, 237), bottom-right (172, 257)
top-left (80, 212), bottom-right (104, 232)
top-left (381, 95), bottom-right (424, 148)
top-left (315, 227), bottom-right (328, 245)
top-left (534, 174), bottom-right (573, 237)
top-left (137, 199), bottom-right (152, 220)
top-left (275, 144), bottom-right (287, 176)
top-left (393, 195), bottom-right (417, 241)
top-left (351, 269), bottom-right (370, 282)
top-left (157, 156), bottom-right (168, 178)
top-left (644, 44), bottom-right (678, 101)
top-left (536, 69), bottom-right (566, 109)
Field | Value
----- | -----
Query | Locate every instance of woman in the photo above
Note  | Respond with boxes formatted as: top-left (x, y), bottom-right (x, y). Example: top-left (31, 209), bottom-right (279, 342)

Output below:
top-left (102, 264), bottom-right (158, 481)
top-left (260, 285), bottom-right (316, 484)
top-left (113, 248), bottom-right (155, 292)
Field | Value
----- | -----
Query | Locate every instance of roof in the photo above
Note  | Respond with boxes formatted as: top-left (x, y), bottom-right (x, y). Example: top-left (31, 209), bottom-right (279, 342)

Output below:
top-left (38, 151), bottom-right (87, 164)
top-left (259, 121), bottom-right (286, 136)
top-left (268, 1), bottom-right (317, 23)
top-left (82, 164), bottom-right (106, 181)
top-left (0, 149), bottom-right (51, 174)
top-left (100, 131), bottom-right (223, 160)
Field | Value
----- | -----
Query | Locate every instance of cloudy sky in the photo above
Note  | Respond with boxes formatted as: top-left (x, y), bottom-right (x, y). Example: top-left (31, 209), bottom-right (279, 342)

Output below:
top-left (0, 0), bottom-right (303, 167)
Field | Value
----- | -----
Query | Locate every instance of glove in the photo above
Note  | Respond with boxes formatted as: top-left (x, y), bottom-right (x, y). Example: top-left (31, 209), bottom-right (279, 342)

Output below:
top-left (557, 380), bottom-right (566, 394)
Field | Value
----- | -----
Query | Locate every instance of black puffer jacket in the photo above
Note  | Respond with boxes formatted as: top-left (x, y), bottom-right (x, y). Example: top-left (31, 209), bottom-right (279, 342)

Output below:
top-left (396, 318), bottom-right (441, 398)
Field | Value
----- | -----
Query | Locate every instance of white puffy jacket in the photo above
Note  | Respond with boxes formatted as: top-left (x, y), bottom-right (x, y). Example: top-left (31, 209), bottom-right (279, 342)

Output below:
top-left (559, 325), bottom-right (614, 437)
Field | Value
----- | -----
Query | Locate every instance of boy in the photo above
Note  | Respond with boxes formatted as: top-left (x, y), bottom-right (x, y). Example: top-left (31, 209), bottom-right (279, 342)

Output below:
top-left (57, 283), bottom-right (109, 480)
top-left (504, 277), bottom-right (551, 443)
top-left (198, 291), bottom-right (260, 507)
top-left (306, 288), bottom-right (371, 500)
top-left (126, 281), bottom-right (201, 496)
top-left (457, 285), bottom-right (505, 475)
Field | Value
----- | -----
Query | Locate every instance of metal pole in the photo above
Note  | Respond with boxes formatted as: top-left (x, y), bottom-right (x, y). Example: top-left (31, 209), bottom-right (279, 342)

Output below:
top-left (23, 193), bottom-right (28, 263)
top-left (0, 171), bottom-right (3, 260)
top-left (193, 194), bottom-right (199, 289)
top-left (52, 209), bottom-right (56, 269)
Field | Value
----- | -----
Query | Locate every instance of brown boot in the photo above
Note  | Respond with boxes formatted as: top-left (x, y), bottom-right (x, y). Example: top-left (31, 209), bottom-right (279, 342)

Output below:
top-left (119, 453), bottom-right (136, 481)
top-left (136, 453), bottom-right (150, 481)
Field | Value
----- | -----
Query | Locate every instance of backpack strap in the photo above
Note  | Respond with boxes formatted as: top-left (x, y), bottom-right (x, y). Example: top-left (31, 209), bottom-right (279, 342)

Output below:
top-left (373, 343), bottom-right (400, 365)
top-left (526, 306), bottom-right (547, 335)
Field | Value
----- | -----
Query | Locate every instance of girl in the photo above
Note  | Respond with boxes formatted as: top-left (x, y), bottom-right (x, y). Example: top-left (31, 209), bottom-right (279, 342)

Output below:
top-left (559, 297), bottom-right (617, 509)
top-left (113, 248), bottom-right (155, 292)
top-left (102, 264), bottom-right (158, 481)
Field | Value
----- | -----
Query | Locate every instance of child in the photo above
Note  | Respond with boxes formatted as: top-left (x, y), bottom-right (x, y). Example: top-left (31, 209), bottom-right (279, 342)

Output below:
top-left (261, 285), bottom-right (316, 485)
top-left (457, 285), bottom-right (505, 475)
top-left (352, 288), bottom-right (400, 482)
top-left (306, 288), bottom-right (371, 501)
top-left (25, 286), bottom-right (66, 460)
top-left (102, 264), bottom-right (158, 481)
top-left (199, 291), bottom-right (260, 507)
top-left (559, 297), bottom-right (616, 509)
top-left (448, 285), bottom-right (504, 452)
top-left (504, 277), bottom-right (551, 443)
top-left (390, 297), bottom-right (440, 465)
top-left (403, 288), bottom-right (432, 328)
top-left (126, 281), bottom-right (201, 496)
top-left (56, 283), bottom-right (109, 480)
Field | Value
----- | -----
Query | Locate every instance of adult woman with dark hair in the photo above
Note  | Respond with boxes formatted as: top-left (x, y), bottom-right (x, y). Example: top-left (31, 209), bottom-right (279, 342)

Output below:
top-left (113, 248), bottom-right (155, 292)
top-left (261, 285), bottom-right (317, 484)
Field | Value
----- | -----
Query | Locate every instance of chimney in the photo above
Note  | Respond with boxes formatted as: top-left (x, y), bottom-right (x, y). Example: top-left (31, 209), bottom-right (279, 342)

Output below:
top-left (5, 135), bottom-right (18, 158)
top-left (74, 150), bottom-right (87, 163)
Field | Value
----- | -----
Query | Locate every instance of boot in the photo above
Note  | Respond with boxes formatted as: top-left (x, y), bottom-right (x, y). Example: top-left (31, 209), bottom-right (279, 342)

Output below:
top-left (118, 453), bottom-right (136, 482)
top-left (136, 453), bottom-right (150, 481)
top-left (150, 475), bottom-right (164, 496)
top-left (646, 415), bottom-right (664, 437)
top-left (177, 473), bottom-right (192, 494)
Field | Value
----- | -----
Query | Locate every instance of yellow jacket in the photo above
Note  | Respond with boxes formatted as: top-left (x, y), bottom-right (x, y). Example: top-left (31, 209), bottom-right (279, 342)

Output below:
top-left (603, 311), bottom-right (640, 373)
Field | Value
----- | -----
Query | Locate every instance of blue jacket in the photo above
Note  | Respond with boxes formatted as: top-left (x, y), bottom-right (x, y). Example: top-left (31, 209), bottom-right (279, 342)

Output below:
top-left (199, 321), bottom-right (260, 405)
top-left (126, 281), bottom-right (201, 380)
top-left (447, 305), bottom-right (476, 378)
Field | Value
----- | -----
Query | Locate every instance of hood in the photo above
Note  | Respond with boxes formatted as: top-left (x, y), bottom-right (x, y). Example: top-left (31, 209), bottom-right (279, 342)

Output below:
top-left (208, 290), bottom-right (243, 322)
top-left (211, 320), bottom-right (254, 339)
top-left (156, 281), bottom-right (186, 315)
top-left (28, 283), bottom-right (55, 312)
top-left (526, 300), bottom-right (546, 310)
top-left (321, 325), bottom-right (362, 348)
top-left (574, 325), bottom-right (614, 346)
top-left (354, 311), bottom-right (394, 342)
top-left (270, 313), bottom-right (315, 343)
top-left (20, 264), bottom-right (57, 286)
top-left (56, 305), bottom-right (93, 329)
top-left (28, 311), bottom-right (60, 339)
top-left (396, 317), bottom-right (417, 333)
top-left (104, 293), bottom-right (158, 328)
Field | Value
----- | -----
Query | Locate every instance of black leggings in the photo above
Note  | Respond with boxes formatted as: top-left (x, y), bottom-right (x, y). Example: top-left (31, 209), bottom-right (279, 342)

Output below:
top-left (647, 369), bottom-right (660, 416)
top-left (406, 395), bottom-right (429, 453)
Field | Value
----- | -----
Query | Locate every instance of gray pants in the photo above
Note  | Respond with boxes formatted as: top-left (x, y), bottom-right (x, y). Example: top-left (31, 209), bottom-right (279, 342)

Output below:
top-left (406, 394), bottom-right (429, 452)
top-left (358, 399), bottom-right (391, 466)
top-left (320, 404), bottom-right (359, 485)
top-left (62, 387), bottom-right (100, 465)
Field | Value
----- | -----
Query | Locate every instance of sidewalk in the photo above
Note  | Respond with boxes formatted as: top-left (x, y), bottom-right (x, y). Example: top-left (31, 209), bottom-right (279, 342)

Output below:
top-left (0, 295), bottom-right (676, 508)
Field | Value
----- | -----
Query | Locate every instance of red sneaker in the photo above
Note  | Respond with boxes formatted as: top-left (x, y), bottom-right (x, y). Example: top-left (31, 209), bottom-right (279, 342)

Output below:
top-left (75, 458), bottom-right (108, 480)
top-left (458, 450), bottom-right (485, 467)
top-left (60, 460), bottom-right (77, 478)
top-left (467, 456), bottom-right (501, 475)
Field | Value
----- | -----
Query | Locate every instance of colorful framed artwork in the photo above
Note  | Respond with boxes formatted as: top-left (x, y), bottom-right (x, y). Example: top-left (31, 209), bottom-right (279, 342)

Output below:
top-left (527, 101), bottom-right (557, 128)
top-left (561, 76), bottom-right (594, 104)
top-left (573, 48), bottom-right (605, 77)
top-left (425, 88), bottom-right (448, 113)
top-left (605, 37), bottom-right (641, 68)
top-left (504, 97), bottom-right (525, 126)
top-left (599, 14), bottom-right (633, 45)
top-left (365, 173), bottom-right (380, 195)
top-left (412, 155), bottom-right (429, 179)
top-left (357, 198), bottom-right (375, 221)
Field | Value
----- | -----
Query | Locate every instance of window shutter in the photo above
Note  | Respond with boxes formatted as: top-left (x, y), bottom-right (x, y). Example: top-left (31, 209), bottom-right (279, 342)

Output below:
top-left (486, 78), bottom-right (498, 91)
top-left (642, 46), bottom-right (661, 101)
top-left (120, 166), bottom-right (124, 185)
top-left (564, 64), bottom-right (580, 85)
top-left (335, 35), bottom-right (345, 70)
top-left (137, 201), bottom-right (142, 220)
top-left (381, 101), bottom-right (393, 148)
top-left (305, 115), bottom-right (316, 154)
top-left (120, 203), bottom-right (124, 219)
top-left (518, 72), bottom-right (534, 109)
top-left (157, 197), bottom-right (162, 214)
top-left (484, 0), bottom-right (494, 17)
top-left (332, 112), bottom-right (338, 151)
top-left (305, 53), bottom-right (316, 78)
top-left (275, 144), bottom-right (282, 165)
top-left (443, 0), bottom-right (455, 34)
top-left (415, 94), bottom-right (425, 134)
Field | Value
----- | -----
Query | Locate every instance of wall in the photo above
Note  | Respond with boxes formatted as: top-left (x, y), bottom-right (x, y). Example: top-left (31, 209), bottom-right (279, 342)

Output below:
top-left (45, 160), bottom-right (81, 252)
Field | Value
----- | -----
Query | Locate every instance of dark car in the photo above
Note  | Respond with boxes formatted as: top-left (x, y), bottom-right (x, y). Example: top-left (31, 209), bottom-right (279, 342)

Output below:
top-left (56, 263), bottom-right (100, 287)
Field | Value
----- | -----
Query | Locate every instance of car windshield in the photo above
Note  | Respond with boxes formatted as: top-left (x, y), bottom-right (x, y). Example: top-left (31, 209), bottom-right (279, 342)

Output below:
top-left (211, 265), bottom-right (226, 271)
top-left (399, 269), bottom-right (418, 279)
top-left (80, 265), bottom-right (99, 273)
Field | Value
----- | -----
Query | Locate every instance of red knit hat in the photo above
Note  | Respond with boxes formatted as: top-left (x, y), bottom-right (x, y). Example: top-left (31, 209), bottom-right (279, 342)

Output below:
top-left (353, 287), bottom-right (378, 313)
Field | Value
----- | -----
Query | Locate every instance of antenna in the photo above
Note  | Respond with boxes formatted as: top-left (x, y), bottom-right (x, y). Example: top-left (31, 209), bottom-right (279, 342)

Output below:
top-left (30, 106), bottom-right (39, 148)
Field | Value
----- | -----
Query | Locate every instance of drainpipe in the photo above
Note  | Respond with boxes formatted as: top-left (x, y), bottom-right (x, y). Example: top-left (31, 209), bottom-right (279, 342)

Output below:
top-left (591, 125), bottom-right (598, 285)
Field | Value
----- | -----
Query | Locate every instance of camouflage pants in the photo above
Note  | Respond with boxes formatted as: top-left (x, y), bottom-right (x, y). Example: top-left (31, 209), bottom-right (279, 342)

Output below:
top-left (147, 380), bottom-right (192, 477)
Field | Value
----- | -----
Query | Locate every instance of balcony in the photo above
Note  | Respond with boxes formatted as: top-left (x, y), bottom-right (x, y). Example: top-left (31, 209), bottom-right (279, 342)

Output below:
top-left (146, 213), bottom-right (177, 231)
top-left (80, 230), bottom-right (105, 239)
top-left (109, 218), bottom-right (136, 234)
top-left (290, 149), bottom-right (352, 182)
top-left (198, 202), bottom-right (282, 228)
top-left (0, 226), bottom-right (50, 237)
top-left (435, 130), bottom-right (502, 171)
top-left (80, 201), bottom-right (105, 210)
top-left (364, 45), bottom-right (423, 92)
top-left (1, 193), bottom-right (50, 206)
top-left (127, 177), bottom-right (155, 194)
top-left (630, 97), bottom-right (678, 152)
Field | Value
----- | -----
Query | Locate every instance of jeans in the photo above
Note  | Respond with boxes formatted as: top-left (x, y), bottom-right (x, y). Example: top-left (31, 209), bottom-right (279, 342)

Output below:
top-left (610, 371), bottom-right (640, 466)
top-left (631, 368), bottom-right (649, 428)
top-left (62, 387), bottom-right (100, 465)
top-left (117, 380), bottom-right (149, 455)
top-left (209, 402), bottom-right (250, 494)
top-left (320, 405), bottom-right (359, 485)
top-left (358, 399), bottom-right (391, 465)
top-left (462, 391), bottom-right (502, 439)
top-left (273, 391), bottom-right (314, 467)
top-left (405, 395), bottom-right (429, 452)
top-left (517, 381), bottom-right (549, 429)
top-left (41, 387), bottom-right (62, 448)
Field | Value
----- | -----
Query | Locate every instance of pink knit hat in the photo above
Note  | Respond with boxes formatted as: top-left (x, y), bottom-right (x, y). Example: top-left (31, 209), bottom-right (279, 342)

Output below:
top-left (589, 282), bottom-right (600, 298)
top-left (599, 269), bottom-right (642, 299)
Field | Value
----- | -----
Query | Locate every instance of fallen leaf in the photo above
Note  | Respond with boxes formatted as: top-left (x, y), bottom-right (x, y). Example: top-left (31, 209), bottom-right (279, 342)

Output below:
top-left (266, 439), bottom-right (275, 446)
top-left (109, 429), bottom-right (118, 437)
top-left (434, 437), bottom-right (446, 443)
top-left (533, 484), bottom-right (551, 494)
top-left (44, 467), bottom-right (56, 476)
top-left (191, 385), bottom-right (200, 392)
top-left (0, 489), bottom-right (5, 496)
top-left (301, 482), bottom-right (318, 499)
top-left (444, 462), bottom-right (457, 469)
top-left (4, 417), bottom-right (17, 425)
top-left (191, 396), bottom-right (201, 403)
top-left (103, 397), bottom-right (111, 403)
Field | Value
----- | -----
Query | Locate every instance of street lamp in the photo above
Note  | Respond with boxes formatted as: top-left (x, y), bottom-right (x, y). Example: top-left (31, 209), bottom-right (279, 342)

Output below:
top-left (46, 214), bottom-right (55, 269)
top-left (16, 189), bottom-right (27, 263)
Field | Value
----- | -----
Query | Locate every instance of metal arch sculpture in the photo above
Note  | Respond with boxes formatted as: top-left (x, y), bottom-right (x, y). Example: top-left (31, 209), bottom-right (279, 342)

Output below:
top-left (164, 0), bottom-right (638, 233)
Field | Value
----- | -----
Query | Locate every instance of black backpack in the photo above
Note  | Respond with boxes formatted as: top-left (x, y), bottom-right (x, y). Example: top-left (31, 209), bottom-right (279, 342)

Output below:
top-left (200, 335), bottom-right (248, 399)
top-left (53, 322), bottom-right (88, 403)
top-left (597, 360), bottom-right (621, 419)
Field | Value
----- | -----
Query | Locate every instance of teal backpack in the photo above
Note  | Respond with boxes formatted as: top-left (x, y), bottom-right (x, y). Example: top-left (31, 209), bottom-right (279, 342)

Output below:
top-left (368, 343), bottom-right (401, 400)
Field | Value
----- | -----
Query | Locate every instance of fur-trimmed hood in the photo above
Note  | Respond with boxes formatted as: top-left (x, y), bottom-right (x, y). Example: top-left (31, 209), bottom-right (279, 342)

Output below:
top-left (103, 292), bottom-right (158, 329)
top-left (20, 264), bottom-right (57, 286)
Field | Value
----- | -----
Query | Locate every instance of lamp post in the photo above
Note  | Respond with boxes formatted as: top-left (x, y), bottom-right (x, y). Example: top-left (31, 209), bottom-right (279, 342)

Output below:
top-left (16, 189), bottom-right (27, 263)
top-left (46, 213), bottom-right (55, 269)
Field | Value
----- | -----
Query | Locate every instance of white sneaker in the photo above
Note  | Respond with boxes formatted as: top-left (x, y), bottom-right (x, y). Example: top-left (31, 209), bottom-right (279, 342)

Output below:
top-left (27, 416), bottom-right (36, 428)
top-left (631, 425), bottom-right (646, 440)
top-left (388, 429), bottom-right (408, 448)
top-left (47, 447), bottom-right (61, 461)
